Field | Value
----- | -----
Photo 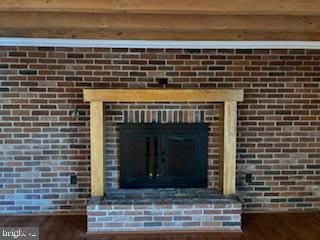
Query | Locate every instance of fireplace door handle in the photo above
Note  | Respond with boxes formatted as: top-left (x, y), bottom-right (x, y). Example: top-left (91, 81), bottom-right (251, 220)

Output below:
top-left (146, 138), bottom-right (153, 178)
top-left (161, 151), bottom-right (166, 163)
top-left (153, 138), bottom-right (159, 178)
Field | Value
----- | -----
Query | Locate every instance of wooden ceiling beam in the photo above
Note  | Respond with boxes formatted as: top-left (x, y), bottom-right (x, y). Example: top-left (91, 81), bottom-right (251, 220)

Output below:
top-left (1, 12), bottom-right (320, 33)
top-left (0, 0), bottom-right (320, 16)
top-left (1, 29), bottom-right (319, 41)
top-left (1, 1), bottom-right (320, 41)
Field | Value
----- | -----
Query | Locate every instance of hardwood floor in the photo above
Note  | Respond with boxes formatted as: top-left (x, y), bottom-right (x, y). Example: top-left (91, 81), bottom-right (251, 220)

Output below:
top-left (0, 215), bottom-right (86, 240)
top-left (0, 212), bottom-right (320, 240)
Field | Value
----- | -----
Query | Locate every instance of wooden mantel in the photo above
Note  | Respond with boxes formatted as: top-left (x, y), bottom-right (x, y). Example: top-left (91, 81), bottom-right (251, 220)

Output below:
top-left (83, 89), bottom-right (244, 197)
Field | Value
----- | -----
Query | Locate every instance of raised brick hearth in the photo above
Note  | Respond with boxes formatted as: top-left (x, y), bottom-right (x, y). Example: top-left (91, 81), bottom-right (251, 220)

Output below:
top-left (87, 189), bottom-right (241, 232)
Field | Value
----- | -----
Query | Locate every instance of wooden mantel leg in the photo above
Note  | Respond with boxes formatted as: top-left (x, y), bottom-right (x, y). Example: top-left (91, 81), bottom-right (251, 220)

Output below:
top-left (90, 102), bottom-right (105, 197)
top-left (223, 101), bottom-right (237, 195)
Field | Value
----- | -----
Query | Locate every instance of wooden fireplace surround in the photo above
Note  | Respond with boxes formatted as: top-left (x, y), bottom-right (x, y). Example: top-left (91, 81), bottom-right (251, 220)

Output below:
top-left (83, 89), bottom-right (244, 197)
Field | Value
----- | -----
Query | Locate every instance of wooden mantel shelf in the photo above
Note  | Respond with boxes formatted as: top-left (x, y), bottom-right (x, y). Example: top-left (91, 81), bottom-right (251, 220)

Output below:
top-left (83, 89), bottom-right (243, 102)
top-left (83, 88), bottom-right (244, 197)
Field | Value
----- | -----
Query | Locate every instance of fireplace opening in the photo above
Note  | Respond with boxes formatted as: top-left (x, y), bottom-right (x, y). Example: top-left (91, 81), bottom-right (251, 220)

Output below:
top-left (119, 123), bottom-right (208, 189)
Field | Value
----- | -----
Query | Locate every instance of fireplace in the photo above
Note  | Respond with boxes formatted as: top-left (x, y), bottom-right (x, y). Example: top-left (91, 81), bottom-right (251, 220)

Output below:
top-left (85, 89), bottom-right (244, 233)
top-left (119, 123), bottom-right (208, 189)
top-left (84, 89), bottom-right (244, 196)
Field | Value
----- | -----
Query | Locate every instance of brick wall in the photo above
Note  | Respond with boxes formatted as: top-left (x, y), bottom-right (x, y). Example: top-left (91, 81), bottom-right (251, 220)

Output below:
top-left (0, 46), bottom-right (319, 213)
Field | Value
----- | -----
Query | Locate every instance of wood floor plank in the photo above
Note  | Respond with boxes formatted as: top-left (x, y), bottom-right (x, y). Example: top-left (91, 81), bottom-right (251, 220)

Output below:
top-left (0, 213), bottom-right (319, 240)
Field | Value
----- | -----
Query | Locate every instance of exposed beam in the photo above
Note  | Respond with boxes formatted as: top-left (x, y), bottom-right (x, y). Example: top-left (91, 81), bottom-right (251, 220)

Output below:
top-left (0, 12), bottom-right (320, 41)
top-left (0, 1), bottom-right (320, 41)
top-left (1, 29), bottom-right (320, 41)
top-left (1, 13), bottom-right (320, 33)
top-left (0, 0), bottom-right (319, 16)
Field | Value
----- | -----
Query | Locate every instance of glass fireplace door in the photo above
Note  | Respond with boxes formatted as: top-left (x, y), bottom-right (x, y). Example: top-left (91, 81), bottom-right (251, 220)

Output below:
top-left (119, 123), bottom-right (208, 188)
